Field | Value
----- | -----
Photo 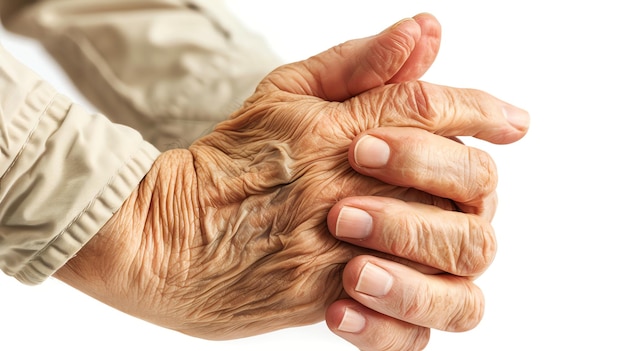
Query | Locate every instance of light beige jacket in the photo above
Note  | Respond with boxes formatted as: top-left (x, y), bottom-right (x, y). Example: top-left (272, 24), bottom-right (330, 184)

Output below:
top-left (0, 0), bottom-right (280, 285)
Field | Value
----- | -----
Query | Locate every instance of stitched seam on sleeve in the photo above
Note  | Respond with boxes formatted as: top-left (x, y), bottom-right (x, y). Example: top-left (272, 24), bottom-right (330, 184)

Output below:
top-left (0, 90), bottom-right (58, 184)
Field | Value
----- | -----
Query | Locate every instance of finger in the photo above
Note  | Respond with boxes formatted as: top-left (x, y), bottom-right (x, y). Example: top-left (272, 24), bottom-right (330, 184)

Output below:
top-left (328, 197), bottom-right (496, 277)
top-left (349, 127), bottom-right (498, 215)
top-left (343, 256), bottom-right (485, 332)
top-left (388, 13), bottom-right (442, 83)
top-left (347, 81), bottom-right (530, 145)
top-left (270, 15), bottom-right (426, 101)
top-left (326, 299), bottom-right (431, 351)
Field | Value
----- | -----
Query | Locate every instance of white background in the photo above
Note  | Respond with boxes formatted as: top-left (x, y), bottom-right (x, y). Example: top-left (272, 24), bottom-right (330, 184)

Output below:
top-left (1, 1), bottom-right (625, 350)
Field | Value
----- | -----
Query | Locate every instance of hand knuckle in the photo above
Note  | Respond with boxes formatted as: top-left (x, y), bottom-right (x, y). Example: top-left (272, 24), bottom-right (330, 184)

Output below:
top-left (447, 282), bottom-right (485, 332)
top-left (405, 81), bottom-right (437, 129)
top-left (457, 217), bottom-right (497, 276)
top-left (462, 147), bottom-right (497, 202)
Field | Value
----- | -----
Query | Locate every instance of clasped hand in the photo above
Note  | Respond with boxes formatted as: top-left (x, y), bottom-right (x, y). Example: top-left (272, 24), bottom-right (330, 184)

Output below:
top-left (55, 13), bottom-right (528, 350)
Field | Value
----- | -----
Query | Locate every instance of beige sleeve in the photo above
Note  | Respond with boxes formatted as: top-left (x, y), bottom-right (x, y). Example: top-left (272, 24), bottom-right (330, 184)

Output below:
top-left (0, 0), bottom-right (282, 151)
top-left (0, 44), bottom-right (161, 285)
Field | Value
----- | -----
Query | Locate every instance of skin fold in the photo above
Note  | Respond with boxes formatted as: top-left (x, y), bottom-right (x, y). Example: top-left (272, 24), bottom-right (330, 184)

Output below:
top-left (53, 13), bottom-right (529, 349)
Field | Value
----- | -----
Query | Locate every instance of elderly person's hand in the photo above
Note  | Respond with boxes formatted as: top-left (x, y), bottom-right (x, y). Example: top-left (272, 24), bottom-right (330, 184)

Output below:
top-left (53, 12), bottom-right (528, 348)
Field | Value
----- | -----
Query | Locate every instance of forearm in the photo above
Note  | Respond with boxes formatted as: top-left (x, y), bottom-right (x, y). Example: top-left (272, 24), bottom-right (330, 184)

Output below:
top-left (0, 0), bottom-right (282, 150)
top-left (0, 44), bottom-right (160, 285)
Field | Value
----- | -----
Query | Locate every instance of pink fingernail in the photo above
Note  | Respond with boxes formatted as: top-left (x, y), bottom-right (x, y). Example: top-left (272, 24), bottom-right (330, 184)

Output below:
top-left (335, 206), bottom-right (373, 239)
top-left (355, 262), bottom-right (393, 297)
top-left (502, 105), bottom-right (530, 131)
top-left (337, 307), bottom-right (366, 333)
top-left (354, 135), bottom-right (390, 168)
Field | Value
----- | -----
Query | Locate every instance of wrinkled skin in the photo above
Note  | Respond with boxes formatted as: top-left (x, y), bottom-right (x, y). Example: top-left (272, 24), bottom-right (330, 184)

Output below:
top-left (54, 14), bottom-right (529, 346)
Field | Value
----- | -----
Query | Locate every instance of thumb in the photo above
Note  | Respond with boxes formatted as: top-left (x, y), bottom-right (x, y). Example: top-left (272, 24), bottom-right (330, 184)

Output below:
top-left (388, 13), bottom-right (442, 83)
top-left (272, 15), bottom-right (427, 101)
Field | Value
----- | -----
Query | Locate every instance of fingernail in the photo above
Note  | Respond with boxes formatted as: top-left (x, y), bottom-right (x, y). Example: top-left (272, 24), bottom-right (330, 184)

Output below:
top-left (502, 105), bottom-right (530, 131)
top-left (337, 307), bottom-right (366, 333)
top-left (390, 18), bottom-right (413, 31)
top-left (382, 18), bottom-right (413, 33)
top-left (356, 262), bottom-right (393, 297)
top-left (354, 135), bottom-right (390, 168)
top-left (335, 206), bottom-right (373, 239)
